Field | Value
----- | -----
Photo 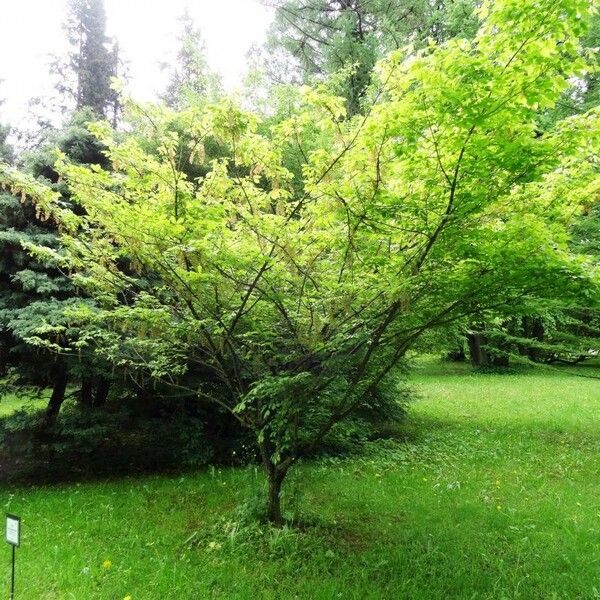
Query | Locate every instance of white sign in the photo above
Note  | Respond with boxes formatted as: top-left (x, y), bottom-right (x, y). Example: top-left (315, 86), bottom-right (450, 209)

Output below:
top-left (6, 515), bottom-right (20, 547)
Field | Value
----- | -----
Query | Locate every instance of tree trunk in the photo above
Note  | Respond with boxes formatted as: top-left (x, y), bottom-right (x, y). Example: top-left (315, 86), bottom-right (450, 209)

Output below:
top-left (94, 377), bottom-right (111, 408)
top-left (259, 439), bottom-right (287, 527)
top-left (80, 376), bottom-right (94, 408)
top-left (266, 467), bottom-right (285, 527)
top-left (527, 317), bottom-right (545, 362)
top-left (468, 331), bottom-right (509, 367)
top-left (467, 332), bottom-right (489, 367)
top-left (44, 366), bottom-right (68, 424)
top-left (446, 345), bottom-right (466, 362)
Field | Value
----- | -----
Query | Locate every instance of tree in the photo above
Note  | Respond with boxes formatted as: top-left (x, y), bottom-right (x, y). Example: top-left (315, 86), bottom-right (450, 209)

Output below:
top-left (462, 9), bottom-right (600, 368)
top-left (161, 11), bottom-right (221, 109)
top-left (0, 138), bottom-right (74, 419)
top-left (18, 0), bottom-right (123, 150)
top-left (263, 0), bottom-right (478, 114)
top-left (54, 0), bottom-right (120, 119)
top-left (2, 0), bottom-right (599, 525)
top-left (1, 2), bottom-right (121, 422)
top-left (0, 111), bottom-right (114, 423)
top-left (0, 125), bottom-right (13, 165)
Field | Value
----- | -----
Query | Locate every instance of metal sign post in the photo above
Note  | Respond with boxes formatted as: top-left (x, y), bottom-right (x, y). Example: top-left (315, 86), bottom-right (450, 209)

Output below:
top-left (5, 514), bottom-right (20, 599)
top-left (10, 545), bottom-right (14, 600)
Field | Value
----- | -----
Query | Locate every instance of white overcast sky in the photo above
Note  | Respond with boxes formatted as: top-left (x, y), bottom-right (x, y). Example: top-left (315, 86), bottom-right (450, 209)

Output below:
top-left (0, 0), bottom-right (274, 128)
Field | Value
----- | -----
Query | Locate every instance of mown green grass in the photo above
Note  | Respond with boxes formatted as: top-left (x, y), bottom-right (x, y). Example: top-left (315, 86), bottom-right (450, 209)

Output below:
top-left (1, 360), bottom-right (600, 599)
top-left (0, 392), bottom-right (46, 416)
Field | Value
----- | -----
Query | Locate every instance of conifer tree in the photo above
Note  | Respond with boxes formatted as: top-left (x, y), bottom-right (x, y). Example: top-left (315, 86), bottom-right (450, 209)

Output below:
top-left (0, 123), bottom-right (72, 419)
top-left (161, 11), bottom-right (221, 109)
top-left (0, 112), bottom-right (113, 421)
top-left (264, 0), bottom-right (478, 115)
top-left (55, 0), bottom-right (120, 119)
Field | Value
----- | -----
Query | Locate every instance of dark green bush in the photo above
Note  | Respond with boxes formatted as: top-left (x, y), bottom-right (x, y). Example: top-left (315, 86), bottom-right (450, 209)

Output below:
top-left (0, 372), bottom-right (411, 481)
top-left (0, 400), bottom-right (214, 481)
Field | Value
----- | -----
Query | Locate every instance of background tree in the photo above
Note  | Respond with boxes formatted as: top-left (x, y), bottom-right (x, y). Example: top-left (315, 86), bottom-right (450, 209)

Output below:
top-left (7, 0), bottom-right (126, 412)
top-left (53, 0), bottom-right (121, 120)
top-left (0, 120), bottom-right (71, 420)
top-left (0, 124), bottom-right (13, 165)
top-left (263, 0), bottom-right (478, 114)
top-left (461, 9), bottom-right (600, 368)
top-left (161, 11), bottom-right (221, 110)
top-left (0, 111), bottom-right (116, 422)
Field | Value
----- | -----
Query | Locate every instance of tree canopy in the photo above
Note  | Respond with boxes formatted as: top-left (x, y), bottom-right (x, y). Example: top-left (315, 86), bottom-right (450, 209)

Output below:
top-left (263, 0), bottom-right (478, 113)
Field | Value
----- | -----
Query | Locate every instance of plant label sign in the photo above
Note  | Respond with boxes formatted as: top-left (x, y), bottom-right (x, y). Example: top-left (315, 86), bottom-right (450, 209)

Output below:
top-left (5, 515), bottom-right (20, 547)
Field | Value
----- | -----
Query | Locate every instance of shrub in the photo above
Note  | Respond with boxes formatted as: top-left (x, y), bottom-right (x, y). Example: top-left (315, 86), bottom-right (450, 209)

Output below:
top-left (0, 399), bottom-right (214, 481)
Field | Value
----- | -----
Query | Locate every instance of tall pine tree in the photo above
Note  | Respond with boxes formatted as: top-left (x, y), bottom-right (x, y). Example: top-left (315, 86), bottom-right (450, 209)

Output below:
top-left (161, 11), bottom-right (221, 109)
top-left (55, 0), bottom-right (120, 119)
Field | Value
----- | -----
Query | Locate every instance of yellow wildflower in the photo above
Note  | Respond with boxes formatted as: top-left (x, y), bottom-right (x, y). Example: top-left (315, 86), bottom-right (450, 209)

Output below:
top-left (102, 560), bottom-right (112, 570)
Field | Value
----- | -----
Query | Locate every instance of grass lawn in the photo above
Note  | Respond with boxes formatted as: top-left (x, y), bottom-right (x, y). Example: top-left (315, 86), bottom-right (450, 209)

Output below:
top-left (1, 360), bottom-right (600, 599)
top-left (0, 392), bottom-right (46, 417)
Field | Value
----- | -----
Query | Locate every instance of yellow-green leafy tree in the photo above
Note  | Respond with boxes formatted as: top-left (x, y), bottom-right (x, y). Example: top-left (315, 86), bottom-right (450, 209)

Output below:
top-left (2, 0), bottom-right (599, 525)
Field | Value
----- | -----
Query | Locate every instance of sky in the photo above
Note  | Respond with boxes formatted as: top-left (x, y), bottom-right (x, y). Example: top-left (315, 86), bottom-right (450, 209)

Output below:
top-left (0, 0), bottom-right (274, 129)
